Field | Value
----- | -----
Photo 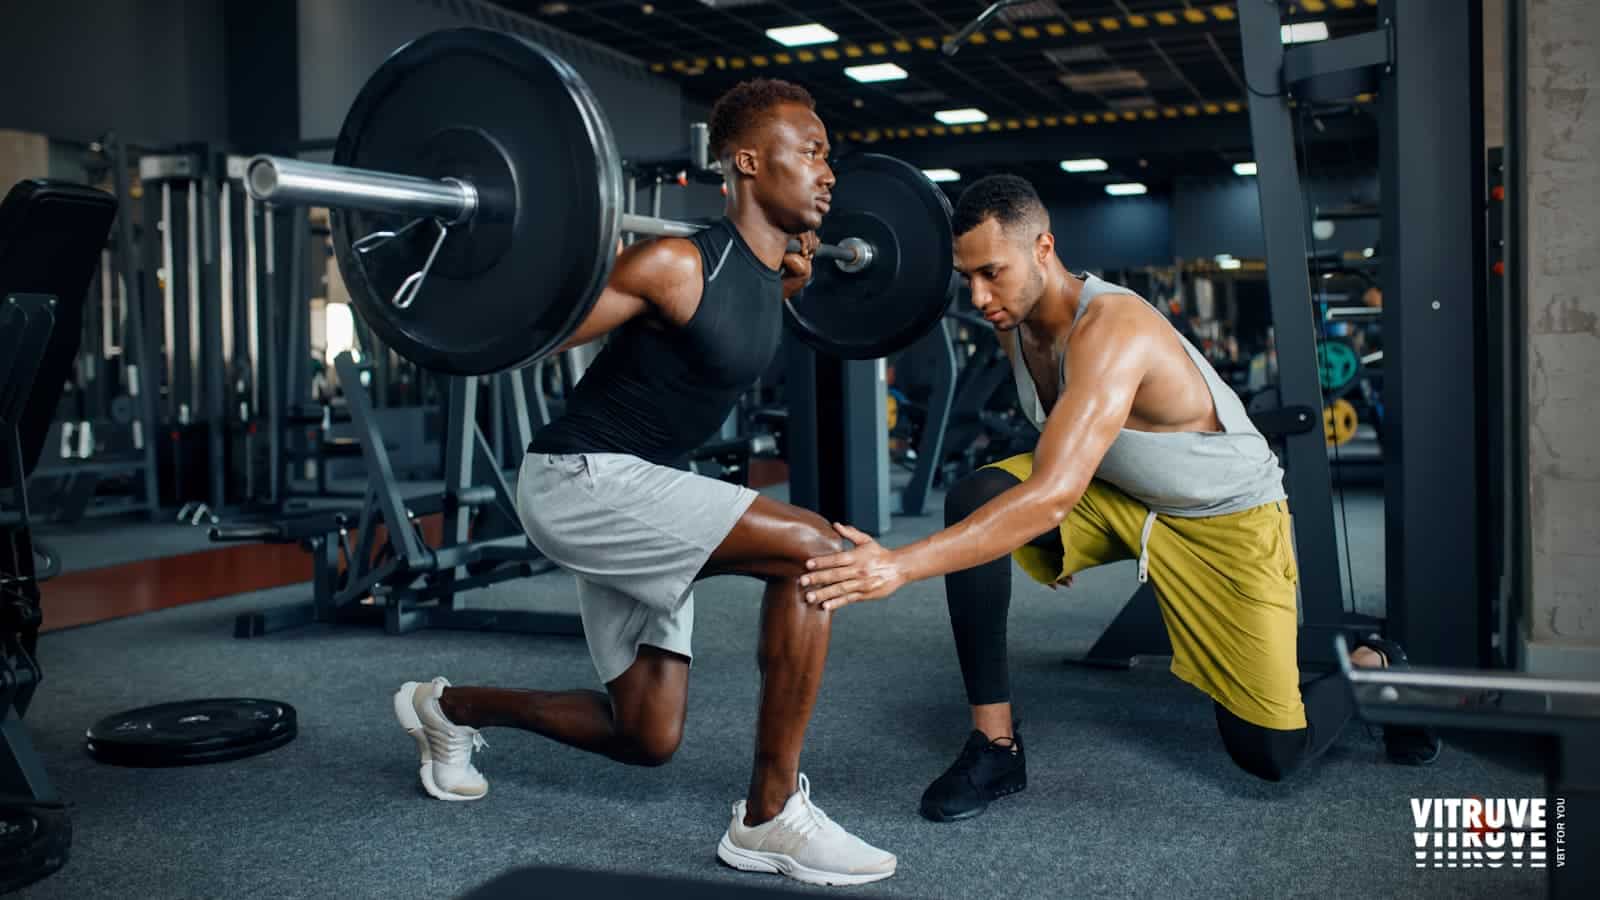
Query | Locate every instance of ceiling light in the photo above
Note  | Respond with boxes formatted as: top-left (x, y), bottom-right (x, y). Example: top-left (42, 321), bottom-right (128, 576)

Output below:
top-left (766, 24), bottom-right (839, 46)
top-left (1281, 21), bottom-right (1330, 44)
top-left (923, 169), bottom-right (961, 183)
top-left (1059, 158), bottom-right (1109, 173)
top-left (1362, 246), bottom-right (1375, 258)
top-left (1233, 161), bottom-right (1258, 176)
top-left (845, 63), bottom-right (907, 83)
top-left (934, 108), bottom-right (988, 125)
top-left (1215, 254), bottom-right (1235, 263)
top-left (539, 2), bottom-right (571, 13)
top-left (1060, 70), bottom-right (1149, 93)
top-left (1219, 257), bottom-right (1243, 270)
top-left (1105, 182), bottom-right (1148, 196)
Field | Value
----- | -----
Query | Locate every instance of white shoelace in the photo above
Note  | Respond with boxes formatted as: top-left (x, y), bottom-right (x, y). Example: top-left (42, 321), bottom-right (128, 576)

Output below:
top-left (774, 774), bottom-right (831, 840)
top-left (438, 728), bottom-right (488, 766)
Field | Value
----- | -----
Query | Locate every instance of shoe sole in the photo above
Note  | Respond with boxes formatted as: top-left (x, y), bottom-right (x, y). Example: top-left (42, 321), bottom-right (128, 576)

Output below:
top-left (919, 778), bottom-right (1027, 823)
top-left (716, 833), bottom-right (895, 887)
top-left (393, 681), bottom-right (487, 803)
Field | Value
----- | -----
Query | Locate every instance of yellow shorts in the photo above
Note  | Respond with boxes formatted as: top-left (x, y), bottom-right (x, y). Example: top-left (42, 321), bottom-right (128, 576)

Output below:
top-left (987, 453), bottom-right (1306, 731)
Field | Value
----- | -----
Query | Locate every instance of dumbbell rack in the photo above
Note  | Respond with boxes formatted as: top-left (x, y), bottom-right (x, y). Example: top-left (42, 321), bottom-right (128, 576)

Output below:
top-left (230, 351), bottom-right (580, 639)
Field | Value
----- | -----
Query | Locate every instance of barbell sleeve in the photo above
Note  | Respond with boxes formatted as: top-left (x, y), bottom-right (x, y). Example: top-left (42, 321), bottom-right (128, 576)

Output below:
top-left (244, 155), bottom-right (478, 225)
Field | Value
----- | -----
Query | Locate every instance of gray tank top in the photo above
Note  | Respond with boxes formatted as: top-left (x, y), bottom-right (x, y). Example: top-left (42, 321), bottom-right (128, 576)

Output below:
top-left (1007, 273), bottom-right (1285, 519)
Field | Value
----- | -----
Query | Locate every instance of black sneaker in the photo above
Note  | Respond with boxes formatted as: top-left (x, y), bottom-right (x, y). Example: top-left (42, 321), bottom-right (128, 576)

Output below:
top-left (919, 727), bottom-right (1027, 822)
top-left (1354, 634), bottom-right (1444, 766)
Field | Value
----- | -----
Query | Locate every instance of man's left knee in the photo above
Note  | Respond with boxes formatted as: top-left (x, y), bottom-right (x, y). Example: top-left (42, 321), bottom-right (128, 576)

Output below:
top-left (1230, 744), bottom-right (1298, 783)
top-left (1215, 703), bottom-right (1306, 783)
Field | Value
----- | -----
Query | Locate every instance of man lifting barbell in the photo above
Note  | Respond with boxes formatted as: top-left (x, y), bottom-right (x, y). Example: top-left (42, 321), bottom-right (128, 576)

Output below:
top-left (244, 28), bottom-right (958, 884)
top-left (798, 176), bottom-right (1442, 822)
top-left (382, 79), bottom-right (897, 886)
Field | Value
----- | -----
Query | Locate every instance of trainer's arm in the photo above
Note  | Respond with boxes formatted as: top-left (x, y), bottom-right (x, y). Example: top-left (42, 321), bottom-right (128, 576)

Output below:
top-left (554, 238), bottom-right (704, 353)
top-left (800, 304), bottom-right (1158, 609)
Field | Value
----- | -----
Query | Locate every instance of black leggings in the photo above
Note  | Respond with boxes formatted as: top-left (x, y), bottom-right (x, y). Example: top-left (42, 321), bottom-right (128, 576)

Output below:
top-left (943, 467), bottom-right (1354, 782)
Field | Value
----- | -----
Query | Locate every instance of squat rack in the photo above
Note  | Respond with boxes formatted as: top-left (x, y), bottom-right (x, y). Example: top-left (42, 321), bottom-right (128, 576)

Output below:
top-left (1241, 0), bottom-right (1488, 668)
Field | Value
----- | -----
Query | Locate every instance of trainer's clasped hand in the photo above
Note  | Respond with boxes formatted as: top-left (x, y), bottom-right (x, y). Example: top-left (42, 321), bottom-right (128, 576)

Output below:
top-left (781, 231), bottom-right (820, 300)
top-left (800, 522), bottom-right (908, 610)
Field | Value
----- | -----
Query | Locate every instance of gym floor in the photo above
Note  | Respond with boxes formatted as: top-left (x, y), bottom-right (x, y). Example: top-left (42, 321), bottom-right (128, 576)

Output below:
top-left (26, 483), bottom-right (1544, 899)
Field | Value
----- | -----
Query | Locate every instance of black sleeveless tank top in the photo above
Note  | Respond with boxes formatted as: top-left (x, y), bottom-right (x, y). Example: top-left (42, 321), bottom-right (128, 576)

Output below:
top-left (529, 218), bottom-right (786, 465)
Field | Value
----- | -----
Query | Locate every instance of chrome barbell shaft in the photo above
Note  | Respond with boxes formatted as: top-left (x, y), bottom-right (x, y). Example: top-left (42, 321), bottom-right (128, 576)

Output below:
top-left (621, 213), bottom-right (868, 269)
top-left (245, 156), bottom-right (477, 225)
top-left (246, 155), bottom-right (869, 268)
top-left (619, 212), bottom-right (701, 238)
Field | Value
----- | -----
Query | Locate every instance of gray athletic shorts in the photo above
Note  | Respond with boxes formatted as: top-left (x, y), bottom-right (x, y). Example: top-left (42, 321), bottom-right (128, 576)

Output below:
top-left (515, 452), bottom-right (758, 685)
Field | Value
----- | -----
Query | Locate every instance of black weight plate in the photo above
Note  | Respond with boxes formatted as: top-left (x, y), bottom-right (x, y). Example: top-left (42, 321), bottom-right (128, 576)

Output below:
top-left (85, 698), bottom-right (297, 767)
top-left (0, 803), bottom-right (70, 894)
top-left (788, 154), bottom-right (954, 359)
top-left (332, 28), bottom-right (622, 376)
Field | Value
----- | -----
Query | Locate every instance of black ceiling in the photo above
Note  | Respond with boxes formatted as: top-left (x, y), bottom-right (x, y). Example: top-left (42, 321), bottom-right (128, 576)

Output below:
top-left (495, 0), bottom-right (1381, 196)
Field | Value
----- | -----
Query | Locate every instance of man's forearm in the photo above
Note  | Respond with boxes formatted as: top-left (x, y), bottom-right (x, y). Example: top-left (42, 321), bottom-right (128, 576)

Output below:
top-left (894, 480), bottom-right (1081, 583)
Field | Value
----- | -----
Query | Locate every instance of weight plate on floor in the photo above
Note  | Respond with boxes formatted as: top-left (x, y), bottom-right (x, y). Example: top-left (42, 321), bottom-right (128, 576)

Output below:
top-left (0, 803), bottom-right (71, 894)
top-left (787, 154), bottom-right (954, 359)
top-left (332, 28), bottom-right (622, 376)
top-left (1323, 397), bottom-right (1358, 446)
top-left (85, 698), bottom-right (298, 767)
top-left (1316, 338), bottom-right (1361, 394)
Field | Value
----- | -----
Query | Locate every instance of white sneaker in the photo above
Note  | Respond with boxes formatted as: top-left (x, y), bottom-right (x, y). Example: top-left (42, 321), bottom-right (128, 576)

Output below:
top-left (717, 774), bottom-right (897, 886)
top-left (393, 677), bottom-right (488, 801)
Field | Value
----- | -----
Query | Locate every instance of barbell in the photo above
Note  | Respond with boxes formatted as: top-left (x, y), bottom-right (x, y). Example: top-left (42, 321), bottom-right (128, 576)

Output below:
top-left (247, 157), bottom-right (875, 273)
top-left (243, 27), bottom-right (956, 377)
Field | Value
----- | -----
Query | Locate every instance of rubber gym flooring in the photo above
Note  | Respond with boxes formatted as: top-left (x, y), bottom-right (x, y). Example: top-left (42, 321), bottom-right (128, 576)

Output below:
top-left (25, 485), bottom-right (1544, 899)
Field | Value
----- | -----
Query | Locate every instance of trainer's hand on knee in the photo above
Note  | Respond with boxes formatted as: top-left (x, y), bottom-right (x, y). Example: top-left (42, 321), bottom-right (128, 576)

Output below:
top-left (800, 522), bottom-right (907, 610)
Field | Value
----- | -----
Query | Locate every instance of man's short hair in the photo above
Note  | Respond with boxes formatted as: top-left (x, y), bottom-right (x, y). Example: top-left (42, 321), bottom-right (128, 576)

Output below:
top-left (952, 174), bottom-right (1047, 240)
top-left (707, 79), bottom-right (816, 163)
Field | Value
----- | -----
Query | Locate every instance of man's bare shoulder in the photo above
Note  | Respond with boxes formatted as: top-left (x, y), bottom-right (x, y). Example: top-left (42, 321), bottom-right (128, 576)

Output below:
top-left (1072, 292), bottom-right (1163, 342)
top-left (614, 237), bottom-right (704, 321)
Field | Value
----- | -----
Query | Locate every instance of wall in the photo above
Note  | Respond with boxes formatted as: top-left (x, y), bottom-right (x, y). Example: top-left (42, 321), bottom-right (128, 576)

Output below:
top-left (296, 0), bottom-right (720, 222)
top-left (0, 0), bottom-right (227, 146)
top-left (1028, 171), bottom-right (1380, 274)
top-left (1045, 196), bottom-right (1173, 271)
top-left (1172, 178), bottom-right (1266, 259)
top-left (1522, 0), bottom-right (1600, 674)
top-left (1172, 173), bottom-right (1380, 261)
